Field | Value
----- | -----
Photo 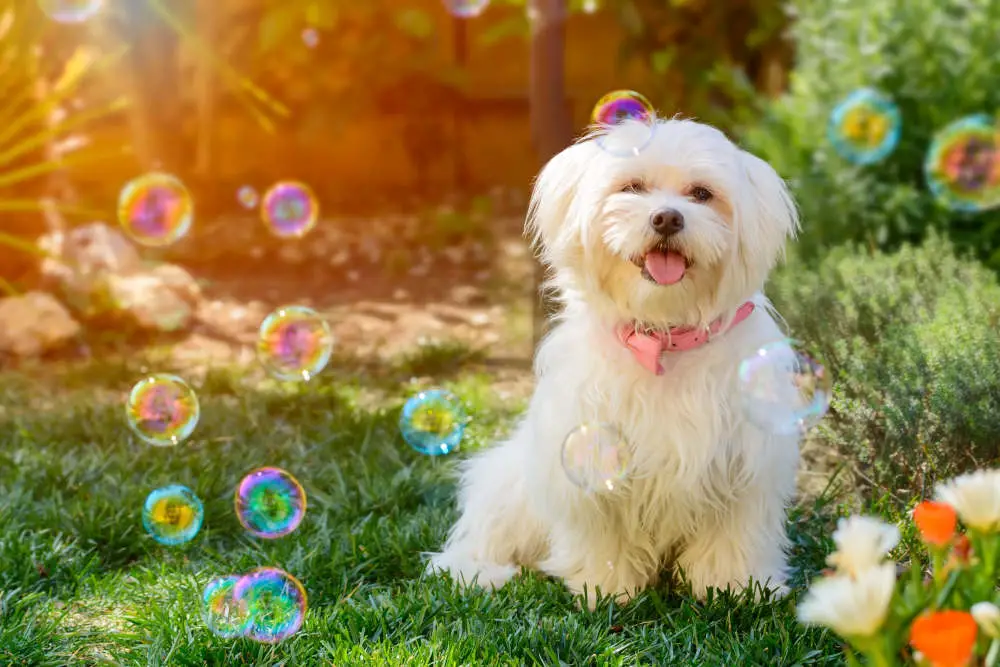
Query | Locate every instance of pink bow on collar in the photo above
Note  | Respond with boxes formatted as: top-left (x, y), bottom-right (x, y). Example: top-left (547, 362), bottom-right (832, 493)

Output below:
top-left (616, 301), bottom-right (756, 375)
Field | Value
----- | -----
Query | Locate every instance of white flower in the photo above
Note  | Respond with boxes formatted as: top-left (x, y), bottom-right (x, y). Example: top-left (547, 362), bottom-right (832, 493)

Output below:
top-left (936, 469), bottom-right (1000, 533)
top-left (797, 563), bottom-right (897, 638)
top-left (825, 515), bottom-right (900, 576)
top-left (972, 601), bottom-right (1000, 638)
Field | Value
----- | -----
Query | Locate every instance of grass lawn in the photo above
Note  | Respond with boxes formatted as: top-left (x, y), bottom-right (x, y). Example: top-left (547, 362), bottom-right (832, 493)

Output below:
top-left (0, 344), bottom-right (849, 666)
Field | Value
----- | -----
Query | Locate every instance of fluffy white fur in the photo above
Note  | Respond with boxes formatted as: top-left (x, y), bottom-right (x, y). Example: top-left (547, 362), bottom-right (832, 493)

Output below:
top-left (428, 118), bottom-right (802, 608)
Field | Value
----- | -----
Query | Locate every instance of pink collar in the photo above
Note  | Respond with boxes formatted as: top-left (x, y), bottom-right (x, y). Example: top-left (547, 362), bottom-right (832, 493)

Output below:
top-left (616, 301), bottom-right (756, 375)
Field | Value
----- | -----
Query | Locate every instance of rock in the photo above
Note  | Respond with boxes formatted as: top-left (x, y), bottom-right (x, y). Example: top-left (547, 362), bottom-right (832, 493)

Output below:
top-left (105, 265), bottom-right (201, 333)
top-left (0, 292), bottom-right (81, 357)
top-left (38, 222), bottom-right (142, 288)
top-left (37, 222), bottom-right (203, 333)
top-left (150, 264), bottom-right (202, 306)
top-left (194, 299), bottom-right (266, 343)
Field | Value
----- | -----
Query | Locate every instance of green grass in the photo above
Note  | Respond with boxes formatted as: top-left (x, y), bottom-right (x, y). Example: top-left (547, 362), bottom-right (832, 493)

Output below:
top-left (0, 346), bottom-right (848, 666)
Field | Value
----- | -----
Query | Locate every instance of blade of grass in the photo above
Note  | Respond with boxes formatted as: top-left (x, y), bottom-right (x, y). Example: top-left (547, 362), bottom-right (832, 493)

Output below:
top-left (0, 145), bottom-right (132, 190)
top-left (0, 96), bottom-right (129, 169)
top-left (0, 45), bottom-right (128, 150)
top-left (0, 230), bottom-right (49, 258)
top-left (0, 200), bottom-right (108, 218)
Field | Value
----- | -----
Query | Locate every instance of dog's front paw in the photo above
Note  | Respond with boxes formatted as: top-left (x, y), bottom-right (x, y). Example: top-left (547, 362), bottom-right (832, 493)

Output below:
top-left (562, 565), bottom-right (647, 611)
top-left (683, 566), bottom-right (788, 602)
top-left (426, 551), bottom-right (519, 590)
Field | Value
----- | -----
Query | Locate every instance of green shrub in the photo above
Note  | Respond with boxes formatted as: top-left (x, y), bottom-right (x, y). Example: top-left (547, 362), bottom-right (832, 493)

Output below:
top-left (742, 0), bottom-right (1000, 270)
top-left (768, 233), bottom-right (1000, 499)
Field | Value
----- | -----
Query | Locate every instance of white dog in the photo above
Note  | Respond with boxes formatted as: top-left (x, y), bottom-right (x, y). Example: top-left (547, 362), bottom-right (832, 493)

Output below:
top-left (428, 118), bottom-right (801, 608)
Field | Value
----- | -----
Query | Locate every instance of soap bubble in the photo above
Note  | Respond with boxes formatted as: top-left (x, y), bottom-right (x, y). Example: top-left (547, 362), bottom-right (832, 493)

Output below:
top-left (118, 172), bottom-right (194, 247)
top-left (233, 568), bottom-right (307, 643)
top-left (256, 305), bottom-right (334, 381)
top-left (399, 389), bottom-right (466, 456)
top-left (591, 90), bottom-right (655, 157)
top-left (561, 423), bottom-right (631, 492)
top-left (237, 186), bottom-right (259, 209)
top-left (925, 114), bottom-right (1000, 212)
top-left (142, 485), bottom-right (204, 546)
top-left (126, 374), bottom-right (200, 446)
top-left (443, 0), bottom-right (489, 18)
top-left (235, 467), bottom-right (306, 539)
top-left (202, 575), bottom-right (251, 639)
top-left (38, 0), bottom-right (103, 23)
top-left (738, 340), bottom-right (832, 435)
top-left (261, 181), bottom-right (319, 238)
top-left (828, 88), bottom-right (901, 165)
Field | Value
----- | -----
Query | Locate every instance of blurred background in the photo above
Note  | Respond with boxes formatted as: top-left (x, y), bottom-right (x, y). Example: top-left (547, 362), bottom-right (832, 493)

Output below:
top-left (2, 0), bottom-right (999, 496)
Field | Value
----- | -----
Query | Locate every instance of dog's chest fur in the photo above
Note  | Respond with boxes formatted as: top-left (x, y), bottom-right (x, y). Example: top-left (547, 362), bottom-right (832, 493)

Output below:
top-left (532, 302), bottom-right (799, 543)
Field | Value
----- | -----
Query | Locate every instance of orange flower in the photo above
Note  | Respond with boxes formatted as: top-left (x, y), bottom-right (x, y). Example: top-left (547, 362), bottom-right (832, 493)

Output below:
top-left (909, 610), bottom-right (978, 667)
top-left (914, 501), bottom-right (958, 547)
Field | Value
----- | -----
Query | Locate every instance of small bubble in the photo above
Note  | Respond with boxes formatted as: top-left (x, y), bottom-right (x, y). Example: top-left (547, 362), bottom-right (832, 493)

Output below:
top-left (561, 423), bottom-right (631, 492)
top-left (117, 173), bottom-right (194, 247)
top-left (142, 485), bottom-right (203, 545)
top-left (261, 181), bottom-right (319, 238)
top-left (399, 389), bottom-right (466, 456)
top-left (256, 306), bottom-right (334, 381)
top-left (738, 340), bottom-right (832, 435)
top-left (235, 467), bottom-right (306, 539)
top-left (125, 374), bottom-right (200, 446)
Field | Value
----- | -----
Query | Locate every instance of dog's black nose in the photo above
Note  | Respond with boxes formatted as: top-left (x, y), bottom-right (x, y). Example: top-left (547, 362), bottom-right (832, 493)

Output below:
top-left (650, 208), bottom-right (685, 236)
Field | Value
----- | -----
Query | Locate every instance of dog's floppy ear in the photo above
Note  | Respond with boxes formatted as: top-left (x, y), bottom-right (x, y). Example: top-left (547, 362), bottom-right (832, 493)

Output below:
top-left (740, 151), bottom-right (800, 246)
top-left (526, 140), bottom-right (595, 258)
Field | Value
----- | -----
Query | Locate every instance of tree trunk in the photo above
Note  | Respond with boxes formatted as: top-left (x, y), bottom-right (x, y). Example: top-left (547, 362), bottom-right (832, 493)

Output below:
top-left (528, 0), bottom-right (573, 351)
top-left (193, 1), bottom-right (218, 178)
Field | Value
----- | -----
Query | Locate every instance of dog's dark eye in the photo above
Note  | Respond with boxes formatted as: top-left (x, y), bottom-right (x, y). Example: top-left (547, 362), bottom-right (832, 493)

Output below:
top-left (621, 180), bottom-right (647, 194)
top-left (689, 185), bottom-right (713, 202)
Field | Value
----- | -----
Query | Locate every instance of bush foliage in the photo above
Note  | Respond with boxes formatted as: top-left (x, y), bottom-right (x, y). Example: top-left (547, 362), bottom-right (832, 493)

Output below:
top-left (744, 0), bottom-right (1000, 270)
top-left (769, 233), bottom-right (1000, 500)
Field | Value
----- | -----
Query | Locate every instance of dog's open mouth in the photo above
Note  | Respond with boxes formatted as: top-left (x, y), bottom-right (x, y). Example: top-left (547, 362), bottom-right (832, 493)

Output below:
top-left (631, 244), bottom-right (692, 285)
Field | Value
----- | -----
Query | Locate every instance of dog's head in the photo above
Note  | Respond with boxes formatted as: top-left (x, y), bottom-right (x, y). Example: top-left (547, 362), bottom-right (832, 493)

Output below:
top-left (528, 118), bottom-right (799, 328)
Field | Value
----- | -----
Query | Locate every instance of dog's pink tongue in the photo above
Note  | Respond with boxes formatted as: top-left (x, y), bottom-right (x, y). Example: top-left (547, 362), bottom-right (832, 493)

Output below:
top-left (644, 250), bottom-right (686, 285)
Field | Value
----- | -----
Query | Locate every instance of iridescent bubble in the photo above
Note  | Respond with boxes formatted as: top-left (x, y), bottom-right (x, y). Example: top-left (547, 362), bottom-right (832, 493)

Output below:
top-left (828, 88), bottom-right (901, 165)
top-left (302, 28), bottom-right (319, 48)
top-left (38, 0), bottom-right (103, 23)
top-left (117, 172), bottom-right (194, 247)
top-left (125, 374), bottom-right (200, 446)
top-left (141, 485), bottom-right (204, 546)
top-left (261, 180), bottom-right (319, 238)
top-left (443, 0), bottom-right (489, 18)
top-left (925, 115), bottom-right (1000, 212)
top-left (233, 567), bottom-right (307, 643)
top-left (235, 467), bottom-right (306, 539)
top-left (399, 389), bottom-right (466, 456)
top-left (561, 423), bottom-right (631, 492)
top-left (237, 186), bottom-right (259, 209)
top-left (202, 575), bottom-right (251, 639)
top-left (738, 340), bottom-right (832, 435)
top-left (591, 90), bottom-right (655, 157)
top-left (256, 305), bottom-right (334, 381)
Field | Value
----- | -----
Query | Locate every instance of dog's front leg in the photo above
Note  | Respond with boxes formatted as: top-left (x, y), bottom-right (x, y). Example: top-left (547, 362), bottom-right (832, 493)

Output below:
top-left (675, 479), bottom-right (792, 600)
top-left (538, 517), bottom-right (656, 610)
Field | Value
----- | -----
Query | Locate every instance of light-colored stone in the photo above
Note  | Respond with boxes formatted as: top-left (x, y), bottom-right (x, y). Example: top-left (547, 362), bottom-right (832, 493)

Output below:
top-left (105, 265), bottom-right (201, 332)
top-left (0, 292), bottom-right (81, 357)
top-left (39, 222), bottom-right (143, 278)
top-left (194, 299), bottom-right (267, 343)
